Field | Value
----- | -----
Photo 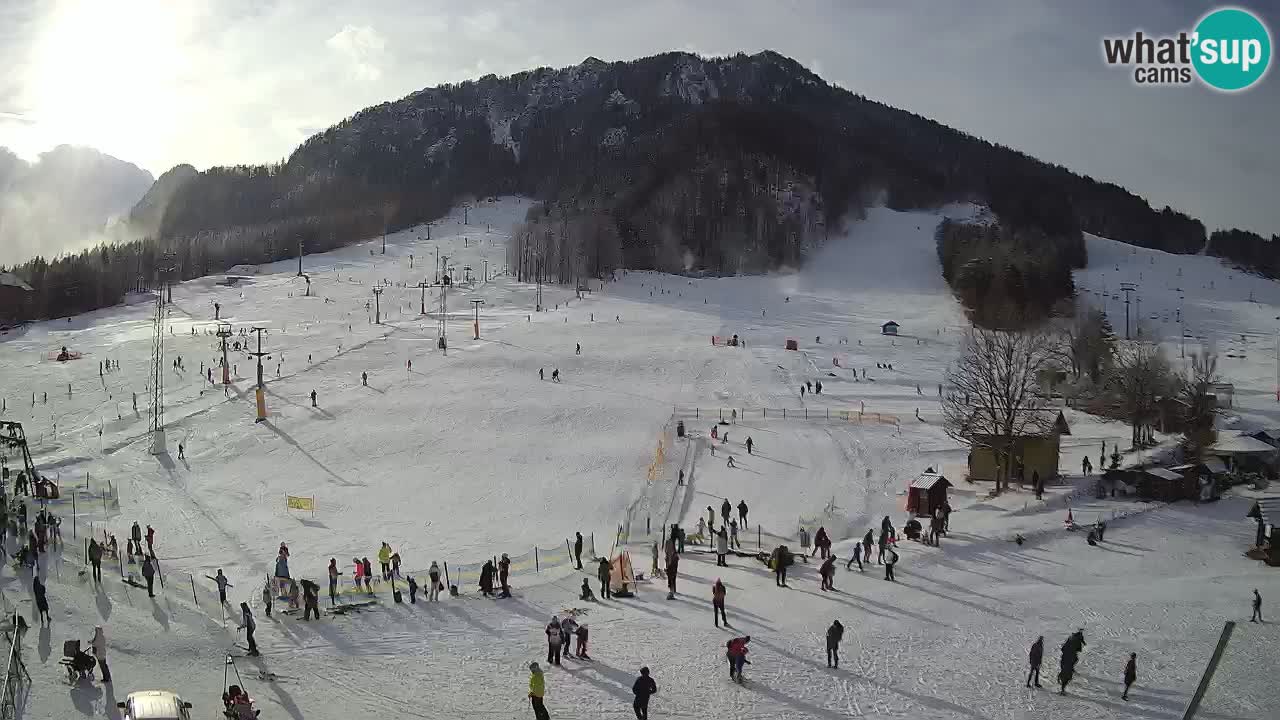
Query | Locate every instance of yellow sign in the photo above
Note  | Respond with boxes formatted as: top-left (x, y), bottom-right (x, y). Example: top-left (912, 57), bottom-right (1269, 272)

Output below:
top-left (286, 495), bottom-right (315, 512)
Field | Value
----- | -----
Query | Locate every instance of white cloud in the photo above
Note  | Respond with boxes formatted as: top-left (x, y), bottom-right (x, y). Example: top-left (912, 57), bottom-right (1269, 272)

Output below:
top-left (327, 24), bottom-right (387, 82)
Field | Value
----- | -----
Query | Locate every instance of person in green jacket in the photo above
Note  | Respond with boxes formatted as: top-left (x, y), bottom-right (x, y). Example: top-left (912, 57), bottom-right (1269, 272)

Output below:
top-left (378, 542), bottom-right (393, 580)
top-left (528, 662), bottom-right (549, 720)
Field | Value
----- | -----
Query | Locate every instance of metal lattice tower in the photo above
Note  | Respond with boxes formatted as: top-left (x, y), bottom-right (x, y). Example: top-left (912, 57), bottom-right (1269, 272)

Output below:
top-left (149, 253), bottom-right (176, 454)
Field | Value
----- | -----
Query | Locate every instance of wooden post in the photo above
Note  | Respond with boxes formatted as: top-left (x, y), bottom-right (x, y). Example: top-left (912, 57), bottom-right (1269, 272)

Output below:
top-left (71, 492), bottom-right (76, 538)
top-left (757, 525), bottom-right (762, 549)
top-left (443, 561), bottom-right (451, 590)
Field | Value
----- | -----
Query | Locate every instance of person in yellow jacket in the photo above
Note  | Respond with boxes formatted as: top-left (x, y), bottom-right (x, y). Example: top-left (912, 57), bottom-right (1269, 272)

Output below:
top-left (528, 662), bottom-right (549, 720)
top-left (378, 542), bottom-right (393, 580)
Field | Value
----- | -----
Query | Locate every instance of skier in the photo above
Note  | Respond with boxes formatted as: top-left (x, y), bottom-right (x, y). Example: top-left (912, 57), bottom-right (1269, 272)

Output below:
top-left (552, 368), bottom-right (560, 382)
top-left (715, 526), bottom-right (729, 567)
top-left (706, 505), bottom-right (716, 534)
top-left (883, 546), bottom-right (898, 582)
top-left (726, 456), bottom-right (735, 468)
top-left (141, 555), bottom-right (156, 597)
top-left (545, 617), bottom-right (563, 665)
top-left (819, 555), bottom-right (836, 591)
top-left (238, 603), bottom-right (259, 656)
top-left (1252, 588), bottom-right (1263, 622)
top-left (327, 559), bottom-right (341, 605)
top-left (310, 390), bottom-right (317, 408)
top-left (301, 579), bottom-right (321, 620)
top-left (575, 343), bottom-right (581, 355)
top-left (799, 527), bottom-right (811, 559)
top-left (362, 371), bottom-right (368, 386)
top-left (528, 663), bottom-right (549, 720)
top-left (800, 385), bottom-right (806, 397)
top-left (729, 518), bottom-right (740, 549)
top-left (407, 576), bottom-right (418, 604)
top-left (479, 560), bottom-right (496, 597)
top-left (772, 545), bottom-right (789, 587)
top-left (574, 532), bottom-right (584, 570)
top-left (262, 580), bottom-right (273, 617)
top-left (1026, 636), bottom-right (1044, 688)
top-left (632, 667), bottom-right (657, 720)
top-left (815, 526), bottom-right (831, 559)
top-left (1122, 652), bottom-right (1137, 700)
top-left (745, 436), bottom-right (753, 455)
top-left (379, 542), bottom-right (393, 580)
top-left (738, 500), bottom-right (748, 528)
top-left (145, 525), bottom-right (156, 555)
top-left (131, 521), bottom-right (142, 552)
top-left (212, 569), bottom-right (232, 605)
top-left (559, 616), bottom-right (577, 658)
top-left (598, 557), bottom-right (612, 599)
top-left (712, 579), bottom-right (728, 627)
top-left (539, 368), bottom-right (544, 380)
top-left (844, 540), bottom-right (865, 568)
top-left (88, 538), bottom-right (104, 584)
top-left (499, 553), bottom-right (512, 598)
top-left (177, 443), bottom-right (185, 460)
top-left (361, 557), bottom-right (374, 593)
top-left (575, 623), bottom-right (590, 659)
top-left (665, 549), bottom-right (679, 599)
top-left (33, 576), bottom-right (51, 624)
top-left (428, 562), bottom-right (442, 602)
top-left (826, 620), bottom-right (844, 668)
top-left (877, 528), bottom-right (889, 564)
top-left (91, 626), bottom-right (112, 683)
top-left (815, 381), bottom-right (822, 394)
top-left (726, 636), bottom-right (750, 682)
top-left (352, 556), bottom-right (365, 591)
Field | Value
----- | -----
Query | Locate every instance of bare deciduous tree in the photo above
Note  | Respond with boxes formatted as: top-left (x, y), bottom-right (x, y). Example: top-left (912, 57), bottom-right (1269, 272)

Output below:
top-left (1180, 348), bottom-right (1220, 461)
top-left (1105, 341), bottom-right (1174, 449)
top-left (943, 325), bottom-right (1058, 494)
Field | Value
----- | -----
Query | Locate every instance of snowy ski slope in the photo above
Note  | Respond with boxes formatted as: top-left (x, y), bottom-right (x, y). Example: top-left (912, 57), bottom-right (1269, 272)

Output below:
top-left (1, 198), bottom-right (1276, 720)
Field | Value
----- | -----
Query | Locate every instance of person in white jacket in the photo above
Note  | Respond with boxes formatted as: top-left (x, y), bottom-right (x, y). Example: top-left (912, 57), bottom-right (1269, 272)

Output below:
top-left (716, 527), bottom-right (729, 567)
top-left (91, 626), bottom-right (111, 683)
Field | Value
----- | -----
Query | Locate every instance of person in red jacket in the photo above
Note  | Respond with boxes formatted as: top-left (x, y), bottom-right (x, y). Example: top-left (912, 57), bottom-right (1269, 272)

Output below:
top-left (726, 636), bottom-right (750, 682)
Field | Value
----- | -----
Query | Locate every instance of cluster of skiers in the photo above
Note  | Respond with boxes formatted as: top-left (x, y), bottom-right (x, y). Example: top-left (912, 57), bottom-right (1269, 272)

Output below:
top-left (1026, 630), bottom-right (1137, 699)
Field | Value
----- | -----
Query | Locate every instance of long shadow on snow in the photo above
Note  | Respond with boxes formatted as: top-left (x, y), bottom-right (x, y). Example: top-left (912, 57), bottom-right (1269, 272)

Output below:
top-left (749, 635), bottom-right (998, 720)
top-left (259, 420), bottom-right (362, 488)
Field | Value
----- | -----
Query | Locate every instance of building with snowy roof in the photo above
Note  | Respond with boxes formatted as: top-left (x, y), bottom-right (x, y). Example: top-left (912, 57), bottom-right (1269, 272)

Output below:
top-left (0, 272), bottom-right (33, 324)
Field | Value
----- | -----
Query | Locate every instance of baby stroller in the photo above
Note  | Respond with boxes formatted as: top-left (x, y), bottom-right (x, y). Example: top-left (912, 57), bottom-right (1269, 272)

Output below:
top-left (59, 640), bottom-right (96, 682)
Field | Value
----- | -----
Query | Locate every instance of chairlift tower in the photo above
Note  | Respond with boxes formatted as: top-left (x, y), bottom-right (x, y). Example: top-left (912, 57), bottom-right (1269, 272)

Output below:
top-left (247, 327), bottom-right (271, 423)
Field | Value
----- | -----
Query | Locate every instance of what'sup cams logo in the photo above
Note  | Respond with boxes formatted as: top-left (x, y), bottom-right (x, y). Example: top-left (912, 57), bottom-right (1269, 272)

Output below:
top-left (1102, 7), bottom-right (1271, 91)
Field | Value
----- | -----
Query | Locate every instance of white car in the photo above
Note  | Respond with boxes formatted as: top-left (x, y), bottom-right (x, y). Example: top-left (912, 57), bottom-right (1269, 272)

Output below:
top-left (116, 691), bottom-right (194, 720)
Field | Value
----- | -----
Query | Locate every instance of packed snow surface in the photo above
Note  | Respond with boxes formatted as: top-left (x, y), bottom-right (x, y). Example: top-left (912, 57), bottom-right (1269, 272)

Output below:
top-left (1, 198), bottom-right (1275, 719)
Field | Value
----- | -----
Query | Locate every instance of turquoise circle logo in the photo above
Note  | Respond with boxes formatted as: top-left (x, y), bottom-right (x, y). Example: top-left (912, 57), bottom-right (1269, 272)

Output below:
top-left (1192, 8), bottom-right (1271, 91)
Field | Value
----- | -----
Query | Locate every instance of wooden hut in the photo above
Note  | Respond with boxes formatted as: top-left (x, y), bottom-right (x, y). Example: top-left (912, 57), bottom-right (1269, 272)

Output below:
top-left (906, 471), bottom-right (951, 517)
top-left (1134, 467), bottom-right (1196, 502)
top-left (881, 321), bottom-right (900, 336)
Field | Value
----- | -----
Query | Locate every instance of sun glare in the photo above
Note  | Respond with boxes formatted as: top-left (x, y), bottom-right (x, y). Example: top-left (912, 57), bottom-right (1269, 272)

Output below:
top-left (24, 0), bottom-right (193, 169)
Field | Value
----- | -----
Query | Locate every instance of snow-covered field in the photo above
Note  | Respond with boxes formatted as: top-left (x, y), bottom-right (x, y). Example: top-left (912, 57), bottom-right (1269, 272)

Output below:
top-left (1, 198), bottom-right (1275, 720)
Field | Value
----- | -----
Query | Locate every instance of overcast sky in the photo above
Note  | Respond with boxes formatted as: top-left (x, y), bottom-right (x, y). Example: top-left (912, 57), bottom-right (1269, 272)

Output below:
top-left (1, 0), bottom-right (1276, 236)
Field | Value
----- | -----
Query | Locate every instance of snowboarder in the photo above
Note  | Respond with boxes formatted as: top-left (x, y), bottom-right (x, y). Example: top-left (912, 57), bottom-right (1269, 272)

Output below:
top-left (712, 579), bottom-right (728, 627)
top-left (738, 500), bottom-right (748, 528)
top-left (91, 626), bottom-right (112, 682)
top-left (575, 623), bottom-right (590, 659)
top-left (846, 541), bottom-right (863, 571)
top-left (632, 667), bottom-right (657, 720)
top-left (212, 569), bottom-right (232, 605)
top-left (141, 555), bottom-right (156, 597)
top-left (826, 620), bottom-right (844, 668)
top-left (715, 526), bottom-right (729, 567)
top-left (1122, 652), bottom-right (1137, 700)
top-left (1026, 636), bottom-right (1044, 688)
top-left (745, 436), bottom-right (753, 455)
top-left (726, 636), bottom-right (750, 682)
top-left (883, 547), bottom-right (898, 582)
top-left (33, 576), bottom-right (51, 624)
top-left (545, 617), bottom-right (563, 665)
top-left (428, 562), bottom-right (442, 602)
top-left (528, 662), bottom-right (549, 720)
top-left (1252, 589), bottom-right (1263, 621)
top-left (598, 557), bottom-right (612, 599)
top-left (238, 603), bottom-right (259, 656)
top-left (574, 532), bottom-right (584, 570)
top-left (499, 553), bottom-right (512, 598)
